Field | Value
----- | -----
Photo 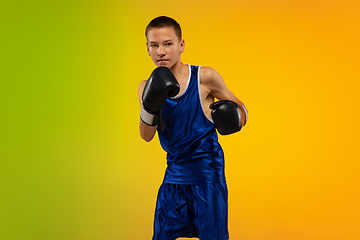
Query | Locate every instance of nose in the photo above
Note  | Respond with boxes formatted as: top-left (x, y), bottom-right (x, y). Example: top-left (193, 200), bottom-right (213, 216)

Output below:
top-left (158, 45), bottom-right (166, 56)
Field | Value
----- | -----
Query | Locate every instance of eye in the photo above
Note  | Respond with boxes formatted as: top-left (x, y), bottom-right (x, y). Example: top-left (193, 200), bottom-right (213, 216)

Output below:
top-left (151, 44), bottom-right (158, 48)
top-left (166, 42), bottom-right (173, 46)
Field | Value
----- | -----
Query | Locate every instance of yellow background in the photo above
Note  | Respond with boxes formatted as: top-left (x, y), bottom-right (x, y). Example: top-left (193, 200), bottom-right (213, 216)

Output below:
top-left (1, 0), bottom-right (359, 239)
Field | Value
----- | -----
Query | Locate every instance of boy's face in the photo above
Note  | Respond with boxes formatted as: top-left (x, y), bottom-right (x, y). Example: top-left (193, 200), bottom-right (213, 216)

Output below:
top-left (146, 27), bottom-right (184, 68)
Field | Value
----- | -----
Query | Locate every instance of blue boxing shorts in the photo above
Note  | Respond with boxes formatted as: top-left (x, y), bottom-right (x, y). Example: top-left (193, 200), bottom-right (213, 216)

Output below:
top-left (152, 182), bottom-right (229, 240)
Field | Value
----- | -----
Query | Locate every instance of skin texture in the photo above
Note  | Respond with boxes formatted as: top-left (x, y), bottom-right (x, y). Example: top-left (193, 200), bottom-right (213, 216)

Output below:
top-left (138, 26), bottom-right (247, 142)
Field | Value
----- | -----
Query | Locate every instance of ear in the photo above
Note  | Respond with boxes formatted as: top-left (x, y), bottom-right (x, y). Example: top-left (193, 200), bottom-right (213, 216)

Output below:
top-left (146, 43), bottom-right (150, 56)
top-left (180, 39), bottom-right (185, 53)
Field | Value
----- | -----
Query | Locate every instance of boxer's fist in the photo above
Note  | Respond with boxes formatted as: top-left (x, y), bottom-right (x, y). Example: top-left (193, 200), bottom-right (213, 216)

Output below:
top-left (141, 67), bottom-right (180, 126)
top-left (210, 100), bottom-right (243, 135)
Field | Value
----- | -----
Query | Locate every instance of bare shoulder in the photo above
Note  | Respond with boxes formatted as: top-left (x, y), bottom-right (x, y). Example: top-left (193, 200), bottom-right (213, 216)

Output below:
top-left (200, 67), bottom-right (221, 83)
top-left (200, 66), bottom-right (226, 91)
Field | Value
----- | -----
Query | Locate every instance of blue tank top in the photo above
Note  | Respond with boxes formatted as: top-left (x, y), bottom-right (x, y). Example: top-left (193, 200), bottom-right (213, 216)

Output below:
top-left (157, 65), bottom-right (225, 185)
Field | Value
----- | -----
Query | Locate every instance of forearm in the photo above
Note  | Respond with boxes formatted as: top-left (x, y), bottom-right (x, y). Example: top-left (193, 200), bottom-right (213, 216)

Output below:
top-left (139, 120), bottom-right (157, 142)
top-left (235, 101), bottom-right (248, 126)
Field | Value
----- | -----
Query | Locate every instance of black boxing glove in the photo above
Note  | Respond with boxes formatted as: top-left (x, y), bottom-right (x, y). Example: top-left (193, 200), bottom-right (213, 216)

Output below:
top-left (210, 100), bottom-right (243, 135)
top-left (140, 67), bottom-right (180, 126)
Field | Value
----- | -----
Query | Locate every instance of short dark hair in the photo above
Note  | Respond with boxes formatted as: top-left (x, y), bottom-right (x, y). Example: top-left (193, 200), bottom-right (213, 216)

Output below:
top-left (145, 16), bottom-right (182, 41)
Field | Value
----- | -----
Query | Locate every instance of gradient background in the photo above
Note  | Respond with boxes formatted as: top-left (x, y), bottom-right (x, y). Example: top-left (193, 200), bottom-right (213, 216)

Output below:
top-left (1, 0), bottom-right (359, 239)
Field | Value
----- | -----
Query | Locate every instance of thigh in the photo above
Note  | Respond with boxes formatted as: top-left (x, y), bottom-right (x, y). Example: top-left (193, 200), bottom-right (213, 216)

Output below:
top-left (153, 183), bottom-right (199, 240)
top-left (192, 182), bottom-right (229, 240)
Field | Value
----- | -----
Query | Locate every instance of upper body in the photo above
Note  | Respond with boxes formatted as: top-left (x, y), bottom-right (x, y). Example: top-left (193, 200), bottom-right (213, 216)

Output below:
top-left (156, 64), bottom-right (226, 184)
top-left (138, 17), bottom-right (247, 142)
top-left (138, 16), bottom-right (247, 184)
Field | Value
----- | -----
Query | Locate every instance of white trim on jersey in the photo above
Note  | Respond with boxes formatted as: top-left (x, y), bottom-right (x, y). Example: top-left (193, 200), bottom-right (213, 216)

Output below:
top-left (197, 66), bottom-right (214, 123)
top-left (170, 64), bottom-right (191, 100)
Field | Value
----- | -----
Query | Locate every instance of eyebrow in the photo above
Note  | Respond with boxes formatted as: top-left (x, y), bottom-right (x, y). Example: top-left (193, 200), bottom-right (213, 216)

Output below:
top-left (149, 39), bottom-right (174, 44)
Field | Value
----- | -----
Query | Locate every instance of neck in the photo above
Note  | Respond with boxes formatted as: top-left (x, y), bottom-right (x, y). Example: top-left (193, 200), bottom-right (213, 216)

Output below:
top-left (169, 61), bottom-right (187, 81)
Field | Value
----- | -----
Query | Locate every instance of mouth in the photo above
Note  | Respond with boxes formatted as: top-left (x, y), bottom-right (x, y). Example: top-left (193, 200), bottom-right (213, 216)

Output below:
top-left (158, 59), bottom-right (168, 63)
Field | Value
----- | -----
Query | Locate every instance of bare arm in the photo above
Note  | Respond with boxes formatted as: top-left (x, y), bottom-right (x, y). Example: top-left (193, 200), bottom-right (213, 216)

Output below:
top-left (138, 80), bottom-right (157, 142)
top-left (201, 67), bottom-right (248, 126)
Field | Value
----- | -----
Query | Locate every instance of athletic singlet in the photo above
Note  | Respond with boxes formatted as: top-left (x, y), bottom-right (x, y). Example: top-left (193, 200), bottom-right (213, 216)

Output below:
top-left (157, 65), bottom-right (225, 185)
